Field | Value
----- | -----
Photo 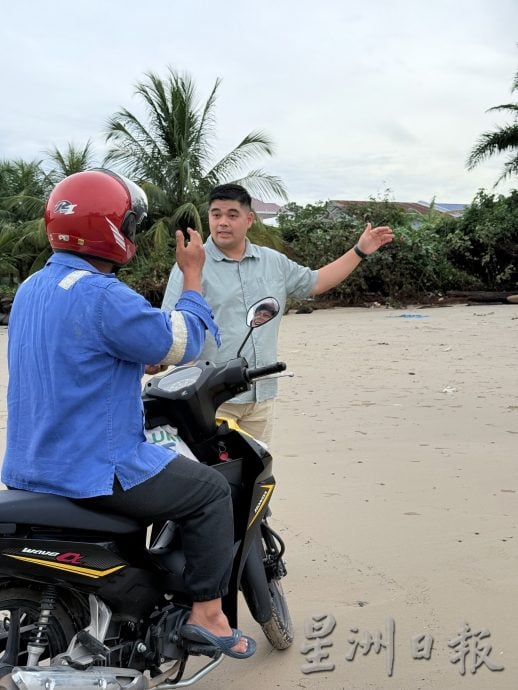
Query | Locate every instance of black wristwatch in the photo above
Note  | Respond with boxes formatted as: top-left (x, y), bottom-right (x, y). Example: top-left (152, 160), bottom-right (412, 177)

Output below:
top-left (353, 244), bottom-right (368, 260)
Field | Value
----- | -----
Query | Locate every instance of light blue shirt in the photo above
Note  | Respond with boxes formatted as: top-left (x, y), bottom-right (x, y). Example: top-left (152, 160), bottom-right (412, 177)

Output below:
top-left (162, 237), bottom-right (318, 402)
top-left (2, 253), bottom-right (214, 498)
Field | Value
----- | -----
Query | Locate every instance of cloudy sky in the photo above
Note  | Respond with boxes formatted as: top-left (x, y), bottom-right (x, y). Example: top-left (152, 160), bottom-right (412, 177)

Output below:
top-left (1, 0), bottom-right (517, 205)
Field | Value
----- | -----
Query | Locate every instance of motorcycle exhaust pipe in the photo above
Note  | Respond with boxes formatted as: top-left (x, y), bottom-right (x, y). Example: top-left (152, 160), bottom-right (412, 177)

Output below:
top-left (3, 654), bottom-right (225, 690)
top-left (2, 666), bottom-right (147, 690)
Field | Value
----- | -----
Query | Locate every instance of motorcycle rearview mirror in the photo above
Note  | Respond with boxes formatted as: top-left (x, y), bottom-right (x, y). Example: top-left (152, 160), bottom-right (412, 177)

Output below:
top-left (237, 297), bottom-right (280, 357)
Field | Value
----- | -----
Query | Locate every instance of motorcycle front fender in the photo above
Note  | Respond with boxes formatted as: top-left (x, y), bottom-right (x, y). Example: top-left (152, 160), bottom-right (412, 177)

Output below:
top-left (240, 534), bottom-right (272, 624)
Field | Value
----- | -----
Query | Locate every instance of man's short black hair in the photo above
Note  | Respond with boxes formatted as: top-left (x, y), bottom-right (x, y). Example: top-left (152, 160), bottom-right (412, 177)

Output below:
top-left (209, 183), bottom-right (252, 210)
top-left (255, 302), bottom-right (276, 315)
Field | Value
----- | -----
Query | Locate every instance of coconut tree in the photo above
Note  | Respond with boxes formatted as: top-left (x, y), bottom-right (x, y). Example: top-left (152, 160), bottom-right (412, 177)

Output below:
top-left (467, 70), bottom-right (518, 186)
top-left (46, 140), bottom-right (96, 180)
top-left (0, 143), bottom-right (100, 280)
top-left (0, 223), bottom-right (18, 284)
top-left (0, 160), bottom-right (53, 279)
top-left (0, 160), bottom-right (50, 220)
top-left (104, 68), bottom-right (287, 250)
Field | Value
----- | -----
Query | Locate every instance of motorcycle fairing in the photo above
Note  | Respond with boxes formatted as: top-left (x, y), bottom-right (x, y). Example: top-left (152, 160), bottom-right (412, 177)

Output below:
top-left (1, 540), bottom-right (127, 579)
top-left (247, 483), bottom-right (275, 529)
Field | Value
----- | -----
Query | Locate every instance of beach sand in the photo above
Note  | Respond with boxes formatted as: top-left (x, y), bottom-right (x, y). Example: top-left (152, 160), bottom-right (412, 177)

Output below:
top-left (0, 303), bottom-right (517, 689)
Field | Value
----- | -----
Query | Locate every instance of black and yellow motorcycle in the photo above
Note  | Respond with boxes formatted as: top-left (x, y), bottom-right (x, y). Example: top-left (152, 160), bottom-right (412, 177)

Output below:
top-left (0, 298), bottom-right (293, 689)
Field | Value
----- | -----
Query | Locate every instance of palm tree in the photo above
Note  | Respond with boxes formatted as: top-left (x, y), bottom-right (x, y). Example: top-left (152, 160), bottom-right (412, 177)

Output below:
top-left (0, 223), bottom-right (19, 284)
top-left (0, 160), bottom-right (53, 280)
top-left (0, 160), bottom-right (51, 220)
top-left (104, 68), bottom-right (287, 248)
top-left (467, 70), bottom-right (518, 186)
top-left (46, 140), bottom-right (96, 180)
top-left (0, 144), bottom-right (100, 281)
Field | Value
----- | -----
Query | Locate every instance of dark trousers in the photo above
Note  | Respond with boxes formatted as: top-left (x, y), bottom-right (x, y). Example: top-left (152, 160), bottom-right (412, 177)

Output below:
top-left (75, 456), bottom-right (234, 602)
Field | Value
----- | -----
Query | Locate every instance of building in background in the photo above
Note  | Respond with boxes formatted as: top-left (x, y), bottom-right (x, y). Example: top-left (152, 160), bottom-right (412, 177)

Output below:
top-left (251, 198), bottom-right (282, 223)
top-left (251, 197), bottom-right (468, 230)
top-left (331, 200), bottom-right (467, 218)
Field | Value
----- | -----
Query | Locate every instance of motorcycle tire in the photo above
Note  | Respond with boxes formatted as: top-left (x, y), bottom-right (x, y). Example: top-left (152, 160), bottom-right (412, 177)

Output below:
top-left (259, 576), bottom-right (293, 650)
top-left (241, 523), bottom-right (294, 650)
top-left (0, 586), bottom-right (82, 668)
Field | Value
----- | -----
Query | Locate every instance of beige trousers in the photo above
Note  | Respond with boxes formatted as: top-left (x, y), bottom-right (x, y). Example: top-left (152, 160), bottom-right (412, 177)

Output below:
top-left (216, 399), bottom-right (275, 446)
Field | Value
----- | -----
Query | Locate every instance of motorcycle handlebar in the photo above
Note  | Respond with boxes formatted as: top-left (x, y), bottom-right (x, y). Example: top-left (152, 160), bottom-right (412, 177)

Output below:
top-left (246, 361), bottom-right (287, 381)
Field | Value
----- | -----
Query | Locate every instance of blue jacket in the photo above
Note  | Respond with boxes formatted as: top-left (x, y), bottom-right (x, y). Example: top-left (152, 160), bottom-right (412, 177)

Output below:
top-left (2, 253), bottom-right (214, 498)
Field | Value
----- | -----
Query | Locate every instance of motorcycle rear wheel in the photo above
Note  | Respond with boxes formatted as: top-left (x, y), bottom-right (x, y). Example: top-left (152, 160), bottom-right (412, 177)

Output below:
top-left (0, 586), bottom-right (81, 668)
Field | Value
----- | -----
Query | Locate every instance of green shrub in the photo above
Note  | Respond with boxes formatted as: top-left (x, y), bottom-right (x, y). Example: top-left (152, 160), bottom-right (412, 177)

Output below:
top-left (277, 200), bottom-right (466, 304)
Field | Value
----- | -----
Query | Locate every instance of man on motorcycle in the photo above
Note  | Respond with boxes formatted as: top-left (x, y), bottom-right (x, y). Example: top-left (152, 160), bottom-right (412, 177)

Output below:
top-left (1, 169), bottom-right (255, 659)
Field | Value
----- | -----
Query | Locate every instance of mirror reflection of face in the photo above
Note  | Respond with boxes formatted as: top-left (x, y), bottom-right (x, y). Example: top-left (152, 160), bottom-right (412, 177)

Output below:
top-left (246, 297), bottom-right (280, 328)
top-left (252, 308), bottom-right (274, 326)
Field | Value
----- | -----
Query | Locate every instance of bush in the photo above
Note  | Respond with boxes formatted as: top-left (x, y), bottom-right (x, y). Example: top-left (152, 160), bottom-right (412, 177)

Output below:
top-left (277, 200), bottom-right (466, 304)
top-left (440, 190), bottom-right (518, 290)
top-left (118, 247), bottom-right (175, 307)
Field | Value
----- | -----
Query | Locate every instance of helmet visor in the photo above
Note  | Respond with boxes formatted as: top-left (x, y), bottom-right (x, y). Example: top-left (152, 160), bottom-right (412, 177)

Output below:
top-left (118, 173), bottom-right (148, 225)
top-left (91, 168), bottom-right (148, 227)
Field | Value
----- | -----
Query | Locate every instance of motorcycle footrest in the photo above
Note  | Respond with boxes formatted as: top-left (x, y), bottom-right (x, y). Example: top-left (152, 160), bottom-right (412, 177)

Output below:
top-left (76, 630), bottom-right (110, 656)
top-left (180, 640), bottom-right (221, 658)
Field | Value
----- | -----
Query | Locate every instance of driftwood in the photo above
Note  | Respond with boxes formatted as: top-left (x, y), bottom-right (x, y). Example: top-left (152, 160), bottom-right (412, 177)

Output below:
top-left (446, 291), bottom-right (518, 304)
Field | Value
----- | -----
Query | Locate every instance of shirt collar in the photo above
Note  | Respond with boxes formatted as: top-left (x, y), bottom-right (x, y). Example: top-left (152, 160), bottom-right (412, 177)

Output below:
top-left (205, 236), bottom-right (260, 262)
top-left (48, 252), bottom-right (113, 275)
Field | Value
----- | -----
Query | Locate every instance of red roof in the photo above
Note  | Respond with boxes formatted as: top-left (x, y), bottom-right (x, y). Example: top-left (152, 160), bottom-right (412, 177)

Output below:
top-left (332, 200), bottom-right (466, 217)
top-left (332, 200), bottom-right (432, 216)
top-left (251, 198), bottom-right (282, 214)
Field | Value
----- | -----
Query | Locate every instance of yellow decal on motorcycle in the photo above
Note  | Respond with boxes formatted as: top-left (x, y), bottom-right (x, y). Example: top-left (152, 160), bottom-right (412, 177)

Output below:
top-left (5, 554), bottom-right (125, 579)
top-left (247, 483), bottom-right (275, 529)
top-left (216, 416), bottom-right (253, 437)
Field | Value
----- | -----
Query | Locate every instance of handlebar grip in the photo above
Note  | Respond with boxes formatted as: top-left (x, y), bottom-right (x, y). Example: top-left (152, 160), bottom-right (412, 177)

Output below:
top-left (246, 361), bottom-right (287, 381)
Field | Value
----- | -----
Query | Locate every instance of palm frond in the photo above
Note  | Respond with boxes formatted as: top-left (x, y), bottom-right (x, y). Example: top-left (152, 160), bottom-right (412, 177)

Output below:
top-left (170, 202), bottom-right (204, 235)
top-left (27, 246), bottom-right (52, 274)
top-left (0, 224), bottom-right (18, 251)
top-left (140, 217), bottom-right (174, 252)
top-left (191, 77), bottom-right (220, 168)
top-left (247, 217), bottom-right (285, 251)
top-left (13, 217), bottom-right (47, 252)
top-left (487, 103), bottom-right (518, 115)
top-left (0, 257), bottom-right (18, 277)
top-left (139, 181), bottom-right (174, 217)
top-left (205, 131), bottom-right (276, 182)
top-left (494, 152), bottom-right (518, 185)
top-left (105, 113), bottom-right (164, 179)
top-left (230, 169), bottom-right (288, 201)
top-left (466, 123), bottom-right (518, 169)
top-left (46, 141), bottom-right (95, 179)
top-left (0, 194), bottom-right (45, 219)
top-left (0, 159), bottom-right (51, 199)
top-left (467, 69), bottom-right (518, 185)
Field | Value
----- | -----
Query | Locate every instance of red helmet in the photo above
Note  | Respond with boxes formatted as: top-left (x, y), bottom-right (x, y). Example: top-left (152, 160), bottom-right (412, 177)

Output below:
top-left (45, 169), bottom-right (148, 265)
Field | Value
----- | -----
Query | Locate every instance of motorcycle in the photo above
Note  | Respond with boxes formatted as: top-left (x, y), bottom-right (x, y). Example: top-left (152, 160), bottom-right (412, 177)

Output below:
top-left (0, 297), bottom-right (293, 689)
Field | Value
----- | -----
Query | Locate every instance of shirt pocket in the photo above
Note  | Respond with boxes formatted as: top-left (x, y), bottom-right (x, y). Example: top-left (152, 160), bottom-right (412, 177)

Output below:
top-left (249, 276), bottom-right (274, 303)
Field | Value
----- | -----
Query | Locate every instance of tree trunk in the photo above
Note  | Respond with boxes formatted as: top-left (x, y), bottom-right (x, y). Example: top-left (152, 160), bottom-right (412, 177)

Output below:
top-left (446, 291), bottom-right (518, 304)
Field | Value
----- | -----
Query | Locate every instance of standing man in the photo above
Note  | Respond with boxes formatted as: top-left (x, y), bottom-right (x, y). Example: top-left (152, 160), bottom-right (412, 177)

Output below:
top-left (162, 183), bottom-right (394, 445)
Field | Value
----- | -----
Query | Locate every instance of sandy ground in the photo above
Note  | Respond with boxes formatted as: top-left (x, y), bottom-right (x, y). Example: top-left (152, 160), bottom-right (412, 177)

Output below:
top-left (1, 303), bottom-right (517, 689)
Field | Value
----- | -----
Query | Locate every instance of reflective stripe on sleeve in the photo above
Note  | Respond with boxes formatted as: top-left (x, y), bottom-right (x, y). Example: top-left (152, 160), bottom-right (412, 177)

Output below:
top-left (162, 311), bottom-right (189, 365)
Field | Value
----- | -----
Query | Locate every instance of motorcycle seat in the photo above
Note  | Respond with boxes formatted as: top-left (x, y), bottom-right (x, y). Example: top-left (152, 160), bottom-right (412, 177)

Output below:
top-left (0, 489), bottom-right (141, 534)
